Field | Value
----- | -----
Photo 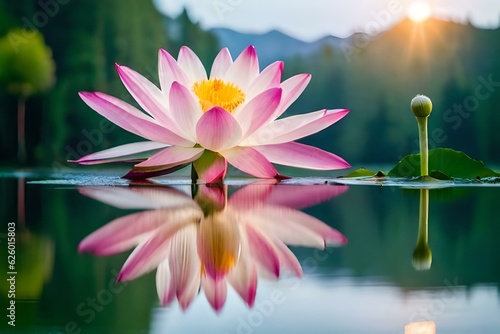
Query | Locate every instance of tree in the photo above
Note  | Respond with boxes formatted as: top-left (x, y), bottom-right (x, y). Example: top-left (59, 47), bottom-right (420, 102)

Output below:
top-left (0, 29), bottom-right (55, 163)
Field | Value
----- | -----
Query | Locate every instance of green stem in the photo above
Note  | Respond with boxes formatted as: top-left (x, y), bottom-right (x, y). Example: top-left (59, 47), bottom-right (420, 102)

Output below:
top-left (417, 189), bottom-right (429, 245)
top-left (416, 116), bottom-right (429, 176)
top-left (191, 164), bottom-right (198, 184)
top-left (412, 188), bottom-right (432, 271)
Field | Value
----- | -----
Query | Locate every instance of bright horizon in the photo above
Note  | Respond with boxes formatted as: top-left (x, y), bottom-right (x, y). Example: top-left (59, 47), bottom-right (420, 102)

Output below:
top-left (154, 0), bottom-right (500, 41)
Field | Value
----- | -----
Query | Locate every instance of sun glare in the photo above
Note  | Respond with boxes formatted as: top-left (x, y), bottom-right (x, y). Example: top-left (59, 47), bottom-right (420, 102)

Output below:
top-left (408, 2), bottom-right (431, 23)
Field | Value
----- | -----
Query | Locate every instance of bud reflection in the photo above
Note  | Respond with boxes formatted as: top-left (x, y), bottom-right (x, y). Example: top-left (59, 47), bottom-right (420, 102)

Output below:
top-left (412, 189), bottom-right (432, 270)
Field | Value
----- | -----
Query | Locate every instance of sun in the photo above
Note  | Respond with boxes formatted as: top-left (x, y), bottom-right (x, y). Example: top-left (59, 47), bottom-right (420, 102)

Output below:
top-left (408, 2), bottom-right (431, 23)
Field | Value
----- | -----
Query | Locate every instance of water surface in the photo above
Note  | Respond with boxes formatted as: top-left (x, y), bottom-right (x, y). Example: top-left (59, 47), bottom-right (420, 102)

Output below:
top-left (1, 172), bottom-right (499, 333)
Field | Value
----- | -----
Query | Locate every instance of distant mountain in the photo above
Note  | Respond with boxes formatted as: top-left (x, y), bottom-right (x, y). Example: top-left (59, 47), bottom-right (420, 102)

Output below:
top-left (210, 28), bottom-right (346, 66)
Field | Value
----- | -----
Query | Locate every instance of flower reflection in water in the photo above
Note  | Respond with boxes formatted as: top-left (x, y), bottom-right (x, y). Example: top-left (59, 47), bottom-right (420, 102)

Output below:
top-left (78, 182), bottom-right (348, 311)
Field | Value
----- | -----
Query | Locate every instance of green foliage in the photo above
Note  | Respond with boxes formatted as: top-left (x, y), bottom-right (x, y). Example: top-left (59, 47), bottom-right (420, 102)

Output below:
top-left (0, 29), bottom-right (55, 97)
top-left (165, 8), bottom-right (219, 66)
top-left (0, 1), bottom-right (14, 35)
top-left (388, 148), bottom-right (500, 179)
top-left (38, 0), bottom-right (173, 163)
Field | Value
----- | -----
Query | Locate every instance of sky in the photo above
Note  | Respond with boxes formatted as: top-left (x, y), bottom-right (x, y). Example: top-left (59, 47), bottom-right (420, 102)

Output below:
top-left (153, 0), bottom-right (500, 41)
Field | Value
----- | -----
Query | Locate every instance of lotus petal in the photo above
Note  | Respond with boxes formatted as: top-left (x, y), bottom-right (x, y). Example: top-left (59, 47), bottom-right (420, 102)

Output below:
top-left (254, 206), bottom-right (347, 247)
top-left (234, 88), bottom-right (282, 138)
top-left (177, 46), bottom-right (208, 83)
top-left (243, 108), bottom-right (349, 146)
top-left (78, 186), bottom-right (197, 210)
top-left (224, 45), bottom-right (259, 90)
top-left (202, 275), bottom-right (227, 312)
top-left (198, 211), bottom-right (240, 281)
top-left (247, 61), bottom-right (283, 98)
top-left (169, 225), bottom-right (201, 310)
top-left (269, 235), bottom-right (303, 277)
top-left (135, 146), bottom-right (204, 168)
top-left (227, 232), bottom-right (257, 307)
top-left (115, 64), bottom-right (175, 128)
top-left (220, 146), bottom-right (281, 179)
top-left (245, 225), bottom-right (280, 278)
top-left (117, 219), bottom-right (197, 282)
top-left (78, 208), bottom-right (193, 255)
top-left (210, 47), bottom-right (233, 79)
top-left (158, 48), bottom-right (190, 96)
top-left (156, 259), bottom-right (176, 306)
top-left (79, 91), bottom-right (191, 146)
top-left (73, 141), bottom-right (169, 165)
top-left (192, 151), bottom-right (228, 184)
top-left (169, 82), bottom-right (203, 141)
top-left (196, 107), bottom-right (242, 152)
top-left (122, 164), bottom-right (189, 180)
top-left (255, 142), bottom-right (351, 170)
top-left (272, 73), bottom-right (311, 120)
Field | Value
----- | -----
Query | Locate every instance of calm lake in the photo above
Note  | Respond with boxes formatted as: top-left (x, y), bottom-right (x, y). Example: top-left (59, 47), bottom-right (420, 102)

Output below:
top-left (1, 172), bottom-right (499, 334)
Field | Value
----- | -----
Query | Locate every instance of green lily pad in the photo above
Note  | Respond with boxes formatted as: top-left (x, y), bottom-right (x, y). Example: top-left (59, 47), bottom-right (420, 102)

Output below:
top-left (342, 168), bottom-right (386, 178)
top-left (388, 148), bottom-right (500, 179)
top-left (428, 170), bottom-right (453, 180)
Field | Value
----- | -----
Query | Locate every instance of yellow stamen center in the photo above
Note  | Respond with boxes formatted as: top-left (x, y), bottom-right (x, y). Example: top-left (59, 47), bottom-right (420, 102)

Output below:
top-left (192, 78), bottom-right (245, 112)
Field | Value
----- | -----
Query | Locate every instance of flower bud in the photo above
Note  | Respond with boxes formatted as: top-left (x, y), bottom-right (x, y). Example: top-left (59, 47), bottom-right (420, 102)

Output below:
top-left (412, 242), bottom-right (432, 271)
top-left (411, 94), bottom-right (433, 118)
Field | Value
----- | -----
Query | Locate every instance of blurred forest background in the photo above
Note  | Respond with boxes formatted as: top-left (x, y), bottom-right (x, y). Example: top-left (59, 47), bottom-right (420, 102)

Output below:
top-left (0, 0), bottom-right (499, 169)
top-left (1, 3), bottom-right (500, 330)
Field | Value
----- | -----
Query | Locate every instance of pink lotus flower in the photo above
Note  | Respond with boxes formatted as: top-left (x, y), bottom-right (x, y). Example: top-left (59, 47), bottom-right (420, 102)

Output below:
top-left (78, 182), bottom-right (348, 311)
top-left (73, 45), bottom-right (350, 182)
